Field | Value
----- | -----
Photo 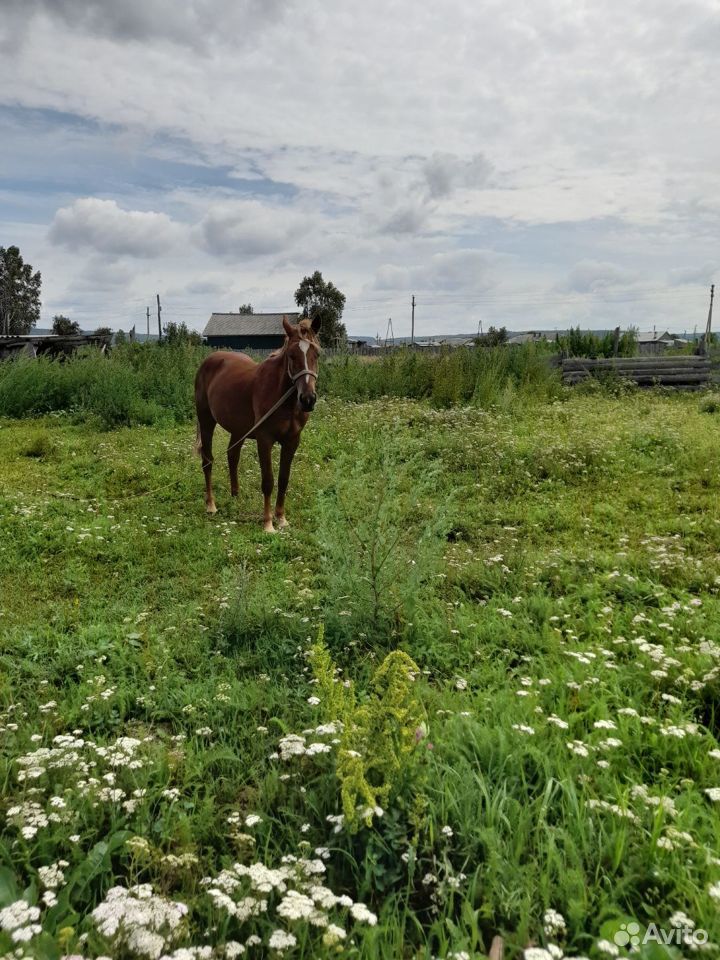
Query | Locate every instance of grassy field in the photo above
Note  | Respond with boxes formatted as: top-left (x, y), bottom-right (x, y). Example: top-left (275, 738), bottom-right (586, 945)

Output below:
top-left (2, 389), bottom-right (720, 959)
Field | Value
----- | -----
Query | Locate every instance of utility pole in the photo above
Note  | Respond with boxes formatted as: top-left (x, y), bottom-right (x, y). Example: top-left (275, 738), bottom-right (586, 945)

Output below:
top-left (156, 294), bottom-right (162, 342)
top-left (699, 284), bottom-right (714, 356)
top-left (706, 283), bottom-right (715, 341)
top-left (411, 294), bottom-right (416, 345)
top-left (146, 306), bottom-right (150, 338)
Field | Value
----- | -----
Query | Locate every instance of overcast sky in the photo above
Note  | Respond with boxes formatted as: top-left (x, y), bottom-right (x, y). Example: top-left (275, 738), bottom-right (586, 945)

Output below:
top-left (1, 0), bottom-right (718, 336)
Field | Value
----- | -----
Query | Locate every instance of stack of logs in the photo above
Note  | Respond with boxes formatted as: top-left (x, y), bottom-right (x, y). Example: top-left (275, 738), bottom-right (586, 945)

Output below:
top-left (562, 355), bottom-right (712, 389)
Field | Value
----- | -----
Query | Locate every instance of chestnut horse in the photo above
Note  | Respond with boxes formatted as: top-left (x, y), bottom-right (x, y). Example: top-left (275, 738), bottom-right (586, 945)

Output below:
top-left (194, 315), bottom-right (321, 531)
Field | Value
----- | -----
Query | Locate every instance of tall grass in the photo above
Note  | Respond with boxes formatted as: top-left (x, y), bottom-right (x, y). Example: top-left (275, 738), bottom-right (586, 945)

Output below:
top-left (0, 341), bottom-right (560, 427)
top-left (0, 342), bottom-right (208, 427)
top-left (321, 343), bottom-right (560, 407)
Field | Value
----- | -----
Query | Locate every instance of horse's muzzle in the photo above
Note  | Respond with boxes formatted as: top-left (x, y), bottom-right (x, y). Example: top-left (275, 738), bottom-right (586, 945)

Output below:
top-left (299, 393), bottom-right (317, 412)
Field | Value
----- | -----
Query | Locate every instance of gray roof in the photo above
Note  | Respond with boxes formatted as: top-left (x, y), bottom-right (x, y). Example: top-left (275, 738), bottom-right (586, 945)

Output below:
top-left (203, 312), bottom-right (300, 337)
top-left (636, 330), bottom-right (674, 343)
top-left (508, 332), bottom-right (546, 345)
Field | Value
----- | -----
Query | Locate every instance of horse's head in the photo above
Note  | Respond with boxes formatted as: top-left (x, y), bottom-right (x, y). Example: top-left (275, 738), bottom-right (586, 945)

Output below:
top-left (283, 314), bottom-right (321, 412)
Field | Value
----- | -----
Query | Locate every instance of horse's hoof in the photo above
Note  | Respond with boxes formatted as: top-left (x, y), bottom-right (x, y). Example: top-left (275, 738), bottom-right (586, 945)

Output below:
top-left (263, 521), bottom-right (276, 534)
top-left (276, 516), bottom-right (289, 530)
top-left (206, 503), bottom-right (218, 515)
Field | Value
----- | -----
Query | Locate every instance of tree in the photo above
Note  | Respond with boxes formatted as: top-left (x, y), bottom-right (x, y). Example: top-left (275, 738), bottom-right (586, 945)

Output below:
top-left (52, 315), bottom-right (81, 335)
top-left (294, 271), bottom-right (347, 348)
top-left (238, 304), bottom-right (253, 314)
top-left (163, 321), bottom-right (203, 346)
top-left (0, 246), bottom-right (41, 335)
top-left (93, 326), bottom-right (113, 338)
top-left (478, 325), bottom-right (508, 348)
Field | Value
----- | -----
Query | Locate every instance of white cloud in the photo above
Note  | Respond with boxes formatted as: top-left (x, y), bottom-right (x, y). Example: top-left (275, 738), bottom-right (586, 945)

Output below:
top-left (195, 200), bottom-right (308, 258)
top-left (379, 204), bottom-right (432, 236)
top-left (563, 260), bottom-right (641, 294)
top-left (423, 153), bottom-right (493, 199)
top-left (373, 249), bottom-right (504, 293)
top-left (668, 261), bottom-right (717, 286)
top-left (1, 0), bottom-right (291, 51)
top-left (2, 0), bottom-right (720, 336)
top-left (49, 198), bottom-right (184, 257)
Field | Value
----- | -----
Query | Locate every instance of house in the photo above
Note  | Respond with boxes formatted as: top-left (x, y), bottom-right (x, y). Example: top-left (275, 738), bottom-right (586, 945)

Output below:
top-left (507, 331), bottom-right (551, 346)
top-left (636, 330), bottom-right (677, 355)
top-left (203, 312), bottom-right (301, 350)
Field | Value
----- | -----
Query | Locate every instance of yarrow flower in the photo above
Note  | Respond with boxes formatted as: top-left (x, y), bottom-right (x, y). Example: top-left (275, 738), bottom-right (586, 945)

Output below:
top-left (543, 908), bottom-right (567, 937)
top-left (596, 939), bottom-right (620, 957)
top-left (0, 901), bottom-right (42, 944)
top-left (268, 929), bottom-right (297, 951)
top-left (350, 902), bottom-right (377, 925)
top-left (38, 860), bottom-right (69, 890)
top-left (91, 884), bottom-right (188, 959)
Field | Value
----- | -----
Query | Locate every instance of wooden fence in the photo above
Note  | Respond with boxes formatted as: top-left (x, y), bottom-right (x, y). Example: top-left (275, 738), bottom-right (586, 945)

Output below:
top-left (0, 334), bottom-right (111, 360)
top-left (562, 355), bottom-right (712, 388)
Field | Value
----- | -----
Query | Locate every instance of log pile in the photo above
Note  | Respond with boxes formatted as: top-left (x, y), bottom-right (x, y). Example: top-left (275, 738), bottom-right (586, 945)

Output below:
top-left (562, 356), bottom-right (711, 389)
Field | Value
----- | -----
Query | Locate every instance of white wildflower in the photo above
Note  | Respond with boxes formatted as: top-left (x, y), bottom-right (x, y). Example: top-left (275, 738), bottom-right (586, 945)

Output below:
top-left (543, 909), bottom-right (567, 937)
top-left (350, 902), bottom-right (377, 925)
top-left (268, 929), bottom-right (296, 951)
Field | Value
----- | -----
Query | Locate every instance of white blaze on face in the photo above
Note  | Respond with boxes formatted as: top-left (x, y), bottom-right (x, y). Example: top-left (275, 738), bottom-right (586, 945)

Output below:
top-left (299, 339), bottom-right (310, 385)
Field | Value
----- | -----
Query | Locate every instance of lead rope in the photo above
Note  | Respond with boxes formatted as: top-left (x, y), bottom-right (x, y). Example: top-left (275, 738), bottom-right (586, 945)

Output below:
top-left (204, 364), bottom-right (318, 464)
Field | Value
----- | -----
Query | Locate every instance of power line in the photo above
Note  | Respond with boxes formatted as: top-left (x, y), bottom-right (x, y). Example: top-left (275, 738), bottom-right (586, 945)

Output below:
top-left (345, 289), bottom-right (705, 309)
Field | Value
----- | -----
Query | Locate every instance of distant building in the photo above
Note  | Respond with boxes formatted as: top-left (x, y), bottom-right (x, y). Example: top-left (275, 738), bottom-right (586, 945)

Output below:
top-left (507, 331), bottom-right (550, 346)
top-left (203, 312), bottom-right (300, 350)
top-left (636, 330), bottom-right (677, 355)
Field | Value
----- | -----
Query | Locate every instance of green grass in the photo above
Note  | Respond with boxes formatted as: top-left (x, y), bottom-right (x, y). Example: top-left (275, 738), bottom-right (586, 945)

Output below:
top-left (1, 390), bottom-right (720, 959)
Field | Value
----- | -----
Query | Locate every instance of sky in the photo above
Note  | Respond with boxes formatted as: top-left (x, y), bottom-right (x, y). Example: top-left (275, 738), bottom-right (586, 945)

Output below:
top-left (1, 0), bottom-right (719, 338)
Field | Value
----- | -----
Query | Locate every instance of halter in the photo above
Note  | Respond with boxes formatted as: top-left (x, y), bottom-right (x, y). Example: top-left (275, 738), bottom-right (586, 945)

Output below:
top-left (287, 354), bottom-right (318, 384)
top-left (288, 365), bottom-right (318, 383)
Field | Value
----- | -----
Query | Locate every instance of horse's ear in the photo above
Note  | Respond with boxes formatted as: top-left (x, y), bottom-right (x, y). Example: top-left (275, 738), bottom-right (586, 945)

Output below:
top-left (311, 313), bottom-right (322, 334)
top-left (282, 315), bottom-right (295, 337)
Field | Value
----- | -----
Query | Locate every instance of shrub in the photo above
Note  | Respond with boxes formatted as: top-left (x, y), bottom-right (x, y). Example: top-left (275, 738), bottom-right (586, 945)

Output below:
top-left (308, 631), bottom-right (425, 829)
top-left (321, 343), bottom-right (561, 409)
top-left (0, 342), bottom-right (209, 427)
top-left (314, 435), bottom-right (446, 645)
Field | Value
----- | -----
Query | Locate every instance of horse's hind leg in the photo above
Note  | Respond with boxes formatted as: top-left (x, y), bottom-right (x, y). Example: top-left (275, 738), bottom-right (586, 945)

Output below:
top-left (228, 437), bottom-right (243, 497)
top-left (197, 416), bottom-right (217, 514)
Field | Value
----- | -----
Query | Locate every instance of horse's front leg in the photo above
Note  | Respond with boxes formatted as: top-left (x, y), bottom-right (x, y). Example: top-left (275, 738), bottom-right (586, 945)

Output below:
top-left (227, 437), bottom-right (243, 497)
top-left (257, 436), bottom-right (276, 533)
top-left (275, 435), bottom-right (300, 529)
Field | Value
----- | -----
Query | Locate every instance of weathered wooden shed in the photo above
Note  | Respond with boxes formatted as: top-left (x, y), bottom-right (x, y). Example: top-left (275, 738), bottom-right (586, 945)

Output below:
top-left (202, 312), bottom-right (300, 350)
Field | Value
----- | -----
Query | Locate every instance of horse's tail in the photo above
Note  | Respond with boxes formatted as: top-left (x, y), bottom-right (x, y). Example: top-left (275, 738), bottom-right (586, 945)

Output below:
top-left (194, 418), bottom-right (202, 457)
